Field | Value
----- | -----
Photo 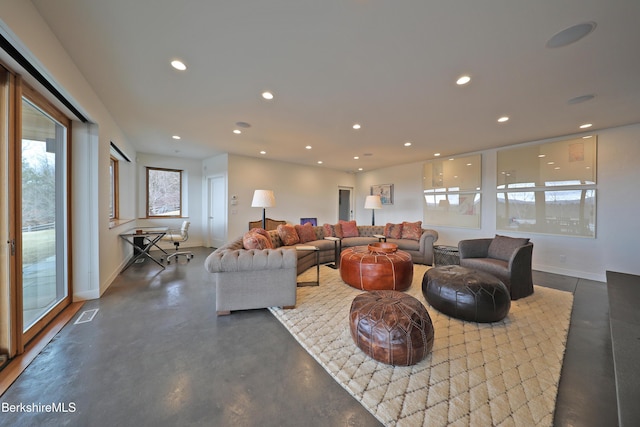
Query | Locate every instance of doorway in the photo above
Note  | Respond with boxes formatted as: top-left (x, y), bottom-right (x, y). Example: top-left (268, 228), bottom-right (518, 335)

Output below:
top-left (207, 175), bottom-right (226, 248)
top-left (338, 186), bottom-right (353, 222)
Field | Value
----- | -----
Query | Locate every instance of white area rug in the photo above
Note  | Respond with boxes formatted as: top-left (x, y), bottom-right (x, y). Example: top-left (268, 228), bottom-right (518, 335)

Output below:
top-left (269, 265), bottom-right (573, 427)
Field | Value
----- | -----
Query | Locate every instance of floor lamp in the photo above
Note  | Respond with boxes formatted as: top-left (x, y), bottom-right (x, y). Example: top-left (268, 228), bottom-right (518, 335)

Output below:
top-left (251, 190), bottom-right (276, 229)
top-left (364, 195), bottom-right (382, 226)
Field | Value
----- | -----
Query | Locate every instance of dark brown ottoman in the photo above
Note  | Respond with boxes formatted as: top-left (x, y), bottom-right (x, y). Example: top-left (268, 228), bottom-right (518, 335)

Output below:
top-left (340, 243), bottom-right (413, 291)
top-left (422, 265), bottom-right (510, 323)
top-left (349, 290), bottom-right (434, 366)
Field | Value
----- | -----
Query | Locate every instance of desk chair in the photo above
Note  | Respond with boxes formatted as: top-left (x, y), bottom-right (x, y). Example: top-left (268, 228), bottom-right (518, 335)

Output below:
top-left (160, 221), bottom-right (194, 264)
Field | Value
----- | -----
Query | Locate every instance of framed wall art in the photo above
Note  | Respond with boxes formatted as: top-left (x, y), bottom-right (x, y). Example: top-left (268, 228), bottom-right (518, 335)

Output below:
top-left (371, 184), bottom-right (394, 205)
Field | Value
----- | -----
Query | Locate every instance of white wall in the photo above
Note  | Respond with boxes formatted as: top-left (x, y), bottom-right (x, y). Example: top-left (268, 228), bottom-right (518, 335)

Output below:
top-left (356, 123), bottom-right (640, 282)
top-left (223, 154), bottom-right (356, 239)
top-left (135, 152), bottom-right (204, 250)
top-left (0, 1), bottom-right (137, 297)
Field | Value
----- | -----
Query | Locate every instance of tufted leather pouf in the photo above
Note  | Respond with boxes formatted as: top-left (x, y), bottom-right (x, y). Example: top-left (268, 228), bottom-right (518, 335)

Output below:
top-left (349, 290), bottom-right (434, 366)
top-left (340, 243), bottom-right (413, 291)
top-left (422, 265), bottom-right (511, 323)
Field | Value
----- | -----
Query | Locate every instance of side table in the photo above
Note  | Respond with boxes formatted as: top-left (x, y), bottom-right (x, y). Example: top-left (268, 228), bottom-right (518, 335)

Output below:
top-left (296, 245), bottom-right (320, 286)
top-left (433, 245), bottom-right (460, 266)
top-left (324, 236), bottom-right (342, 269)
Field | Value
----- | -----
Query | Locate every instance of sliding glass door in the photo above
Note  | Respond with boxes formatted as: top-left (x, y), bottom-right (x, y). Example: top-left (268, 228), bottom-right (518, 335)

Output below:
top-left (20, 92), bottom-right (70, 344)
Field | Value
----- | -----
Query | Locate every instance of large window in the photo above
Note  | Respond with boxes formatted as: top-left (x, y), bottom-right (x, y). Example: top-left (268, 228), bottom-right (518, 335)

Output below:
top-left (496, 136), bottom-right (597, 237)
top-left (109, 156), bottom-right (119, 219)
top-left (146, 167), bottom-right (182, 217)
top-left (423, 154), bottom-right (482, 228)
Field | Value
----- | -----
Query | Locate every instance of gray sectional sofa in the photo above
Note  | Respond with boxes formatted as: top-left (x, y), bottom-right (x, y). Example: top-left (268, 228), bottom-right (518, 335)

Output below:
top-left (204, 225), bottom-right (438, 315)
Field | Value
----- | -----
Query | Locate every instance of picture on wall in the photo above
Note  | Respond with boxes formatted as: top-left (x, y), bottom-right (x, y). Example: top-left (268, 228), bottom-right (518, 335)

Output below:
top-left (371, 184), bottom-right (394, 205)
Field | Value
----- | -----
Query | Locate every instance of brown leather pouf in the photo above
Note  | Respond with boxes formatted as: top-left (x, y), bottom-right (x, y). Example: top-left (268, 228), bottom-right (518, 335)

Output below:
top-left (349, 290), bottom-right (434, 366)
top-left (340, 243), bottom-right (413, 291)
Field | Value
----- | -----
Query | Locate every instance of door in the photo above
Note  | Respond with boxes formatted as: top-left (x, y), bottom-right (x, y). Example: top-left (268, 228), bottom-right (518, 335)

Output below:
top-left (207, 175), bottom-right (226, 248)
top-left (338, 186), bottom-right (353, 221)
top-left (15, 86), bottom-right (71, 349)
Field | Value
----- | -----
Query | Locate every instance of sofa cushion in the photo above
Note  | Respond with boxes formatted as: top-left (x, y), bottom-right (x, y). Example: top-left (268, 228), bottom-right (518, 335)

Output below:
top-left (384, 223), bottom-right (403, 239)
top-left (339, 220), bottom-right (359, 238)
top-left (487, 235), bottom-right (530, 262)
top-left (295, 222), bottom-right (317, 243)
top-left (401, 221), bottom-right (422, 241)
top-left (277, 224), bottom-right (300, 246)
top-left (322, 223), bottom-right (336, 237)
top-left (243, 230), bottom-right (273, 250)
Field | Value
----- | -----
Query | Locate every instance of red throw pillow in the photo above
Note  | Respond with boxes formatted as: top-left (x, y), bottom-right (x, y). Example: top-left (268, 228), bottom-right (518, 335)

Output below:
top-left (248, 228), bottom-right (273, 248)
top-left (243, 231), bottom-right (272, 250)
top-left (384, 223), bottom-right (403, 239)
top-left (277, 224), bottom-right (300, 246)
top-left (322, 223), bottom-right (335, 238)
top-left (333, 223), bottom-right (344, 238)
top-left (401, 221), bottom-right (422, 241)
top-left (339, 220), bottom-right (359, 238)
top-left (295, 223), bottom-right (317, 243)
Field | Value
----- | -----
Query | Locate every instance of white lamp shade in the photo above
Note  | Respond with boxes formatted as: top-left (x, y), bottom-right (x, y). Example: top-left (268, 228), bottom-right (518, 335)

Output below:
top-left (251, 190), bottom-right (276, 208)
top-left (364, 195), bottom-right (382, 209)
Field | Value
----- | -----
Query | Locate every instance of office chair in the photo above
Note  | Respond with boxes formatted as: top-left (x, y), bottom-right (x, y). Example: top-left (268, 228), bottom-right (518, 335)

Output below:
top-left (160, 221), bottom-right (194, 264)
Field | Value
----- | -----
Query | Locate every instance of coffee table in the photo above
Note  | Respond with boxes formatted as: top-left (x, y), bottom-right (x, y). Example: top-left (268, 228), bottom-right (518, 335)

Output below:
top-left (340, 243), bottom-right (413, 291)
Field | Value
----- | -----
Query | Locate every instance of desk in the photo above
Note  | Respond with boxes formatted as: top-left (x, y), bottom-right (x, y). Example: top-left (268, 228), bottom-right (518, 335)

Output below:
top-left (119, 227), bottom-right (168, 272)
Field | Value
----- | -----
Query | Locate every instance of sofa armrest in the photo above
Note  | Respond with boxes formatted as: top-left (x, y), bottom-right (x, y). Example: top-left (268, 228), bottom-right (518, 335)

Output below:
top-left (205, 248), bottom-right (297, 273)
top-left (458, 238), bottom-right (493, 259)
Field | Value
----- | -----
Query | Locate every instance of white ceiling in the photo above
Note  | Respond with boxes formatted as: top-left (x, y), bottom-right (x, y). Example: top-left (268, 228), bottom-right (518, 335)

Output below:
top-left (33, 0), bottom-right (640, 172)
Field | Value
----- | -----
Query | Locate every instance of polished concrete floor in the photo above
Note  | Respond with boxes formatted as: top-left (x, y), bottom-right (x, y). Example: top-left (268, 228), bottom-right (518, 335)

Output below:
top-left (0, 247), bottom-right (619, 426)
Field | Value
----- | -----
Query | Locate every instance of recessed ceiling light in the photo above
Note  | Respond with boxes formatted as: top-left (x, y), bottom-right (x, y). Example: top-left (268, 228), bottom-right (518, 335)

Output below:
top-left (171, 60), bottom-right (187, 71)
top-left (568, 94), bottom-right (595, 104)
top-left (434, 153), bottom-right (441, 157)
top-left (353, 156), bottom-right (359, 160)
top-left (580, 123), bottom-right (593, 129)
top-left (547, 161), bottom-right (555, 165)
top-left (546, 22), bottom-right (597, 48)
top-left (554, 167), bottom-right (561, 170)
top-left (233, 129), bottom-right (241, 134)
top-left (456, 75), bottom-right (471, 85)
top-left (582, 135), bottom-right (593, 139)
top-left (404, 142), bottom-right (412, 147)
top-left (172, 135), bottom-right (181, 140)
top-left (260, 151), bottom-right (266, 155)
top-left (538, 154), bottom-right (546, 158)
top-left (317, 161), bottom-right (323, 164)
top-left (352, 124), bottom-right (361, 130)
top-left (261, 91), bottom-right (274, 100)
top-left (497, 116), bottom-right (509, 123)
top-left (358, 168), bottom-right (363, 171)
top-left (466, 163), bottom-right (472, 166)
top-left (305, 145), bottom-right (312, 149)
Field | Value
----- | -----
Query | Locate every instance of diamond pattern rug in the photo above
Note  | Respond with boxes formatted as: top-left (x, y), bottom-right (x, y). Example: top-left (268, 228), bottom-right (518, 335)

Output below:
top-left (269, 265), bottom-right (573, 427)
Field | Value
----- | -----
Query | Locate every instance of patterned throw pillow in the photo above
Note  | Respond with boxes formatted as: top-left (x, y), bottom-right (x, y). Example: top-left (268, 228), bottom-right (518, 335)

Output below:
top-left (277, 224), bottom-right (300, 246)
top-left (339, 220), bottom-right (359, 238)
top-left (295, 222), bottom-right (317, 243)
top-left (333, 223), bottom-right (344, 238)
top-left (384, 223), bottom-right (403, 239)
top-left (249, 228), bottom-right (273, 248)
top-left (242, 231), bottom-right (272, 250)
top-left (322, 223), bottom-right (335, 238)
top-left (401, 221), bottom-right (423, 241)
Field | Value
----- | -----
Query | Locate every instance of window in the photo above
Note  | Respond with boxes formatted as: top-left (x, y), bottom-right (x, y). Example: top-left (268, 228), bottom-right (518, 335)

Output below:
top-left (496, 136), bottom-right (597, 237)
top-left (109, 156), bottom-right (119, 219)
top-left (146, 167), bottom-right (182, 217)
top-left (423, 154), bottom-right (482, 228)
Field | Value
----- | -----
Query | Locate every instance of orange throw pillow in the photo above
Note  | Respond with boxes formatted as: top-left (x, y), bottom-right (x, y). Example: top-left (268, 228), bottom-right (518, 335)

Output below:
top-left (401, 221), bottom-right (422, 241)
top-left (277, 224), bottom-right (300, 246)
top-left (339, 220), bottom-right (359, 238)
top-left (295, 223), bottom-right (317, 243)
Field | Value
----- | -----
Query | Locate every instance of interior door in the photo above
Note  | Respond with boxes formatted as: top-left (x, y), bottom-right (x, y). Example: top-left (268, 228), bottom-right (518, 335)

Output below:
top-left (338, 187), bottom-right (353, 221)
top-left (207, 175), bottom-right (226, 248)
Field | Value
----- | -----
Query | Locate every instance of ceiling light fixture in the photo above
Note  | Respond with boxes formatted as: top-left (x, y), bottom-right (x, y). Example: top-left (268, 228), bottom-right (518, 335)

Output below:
top-left (352, 124), bottom-right (361, 130)
top-left (172, 135), bottom-right (181, 140)
top-left (546, 22), bottom-right (597, 48)
top-left (233, 129), bottom-right (241, 134)
top-left (171, 60), bottom-right (187, 71)
top-left (456, 75), bottom-right (471, 85)
top-left (354, 156), bottom-right (359, 160)
top-left (317, 161), bottom-right (323, 164)
top-left (404, 142), bottom-right (412, 147)
top-left (434, 153), bottom-right (441, 157)
top-left (358, 168), bottom-right (363, 171)
top-left (497, 116), bottom-right (509, 123)
top-left (538, 154), bottom-right (546, 158)
top-left (261, 91), bottom-right (274, 100)
top-left (305, 145), bottom-right (312, 149)
top-left (260, 151), bottom-right (266, 155)
top-left (582, 135), bottom-right (593, 139)
top-left (580, 123), bottom-right (593, 129)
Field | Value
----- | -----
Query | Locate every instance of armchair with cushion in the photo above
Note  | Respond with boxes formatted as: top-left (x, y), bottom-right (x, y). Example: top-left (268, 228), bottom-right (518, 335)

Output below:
top-left (458, 235), bottom-right (534, 300)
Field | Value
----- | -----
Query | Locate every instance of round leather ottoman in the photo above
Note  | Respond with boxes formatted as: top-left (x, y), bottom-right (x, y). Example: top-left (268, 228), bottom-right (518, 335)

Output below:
top-left (422, 265), bottom-right (510, 323)
top-left (340, 243), bottom-right (413, 291)
top-left (349, 290), bottom-right (434, 366)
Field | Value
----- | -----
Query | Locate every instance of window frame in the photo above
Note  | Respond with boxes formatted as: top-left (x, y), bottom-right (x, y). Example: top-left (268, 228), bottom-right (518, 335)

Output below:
top-left (109, 155), bottom-right (119, 220)
top-left (145, 166), bottom-right (183, 218)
